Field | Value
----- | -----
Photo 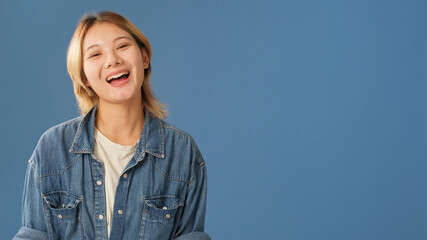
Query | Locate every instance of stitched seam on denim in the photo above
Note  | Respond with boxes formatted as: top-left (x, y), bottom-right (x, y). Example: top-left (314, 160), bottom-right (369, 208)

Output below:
top-left (162, 125), bottom-right (193, 142)
top-left (143, 194), bottom-right (180, 200)
top-left (42, 190), bottom-right (83, 200)
top-left (143, 195), bottom-right (183, 220)
top-left (150, 156), bottom-right (190, 183)
top-left (115, 177), bottom-right (129, 240)
top-left (142, 117), bottom-right (165, 157)
top-left (188, 164), bottom-right (204, 187)
top-left (166, 175), bottom-right (190, 183)
top-left (29, 156), bottom-right (41, 180)
top-left (79, 212), bottom-right (85, 240)
top-left (196, 148), bottom-right (206, 166)
top-left (138, 205), bottom-right (147, 239)
top-left (156, 117), bottom-right (165, 154)
top-left (145, 149), bottom-right (164, 158)
top-left (70, 119), bottom-right (86, 152)
top-left (162, 124), bottom-right (206, 165)
top-left (140, 118), bottom-right (146, 154)
top-left (46, 205), bottom-right (54, 240)
top-left (39, 155), bottom-right (81, 177)
top-left (39, 116), bottom-right (82, 152)
top-left (151, 158), bottom-right (190, 182)
top-left (60, 155), bottom-right (81, 175)
top-left (43, 116), bottom-right (81, 134)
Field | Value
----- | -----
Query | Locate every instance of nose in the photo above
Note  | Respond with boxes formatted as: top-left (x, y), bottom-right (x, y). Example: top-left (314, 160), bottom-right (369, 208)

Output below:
top-left (104, 50), bottom-right (123, 68)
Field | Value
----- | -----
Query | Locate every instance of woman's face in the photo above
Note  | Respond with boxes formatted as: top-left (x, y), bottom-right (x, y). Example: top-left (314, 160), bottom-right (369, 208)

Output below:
top-left (82, 22), bottom-right (149, 106)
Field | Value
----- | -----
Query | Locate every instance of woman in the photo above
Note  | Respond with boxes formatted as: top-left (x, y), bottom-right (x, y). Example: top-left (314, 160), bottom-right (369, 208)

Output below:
top-left (14, 11), bottom-right (210, 240)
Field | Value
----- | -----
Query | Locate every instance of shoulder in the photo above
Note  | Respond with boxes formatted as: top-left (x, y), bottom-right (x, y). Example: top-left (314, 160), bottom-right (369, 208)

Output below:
top-left (161, 119), bottom-right (203, 158)
top-left (30, 116), bottom-right (83, 175)
top-left (37, 116), bottom-right (82, 148)
top-left (150, 117), bottom-right (206, 181)
top-left (161, 120), bottom-right (197, 144)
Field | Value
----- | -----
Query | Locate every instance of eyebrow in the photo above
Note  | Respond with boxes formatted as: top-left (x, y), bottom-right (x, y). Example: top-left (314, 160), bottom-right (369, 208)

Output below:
top-left (84, 36), bottom-right (133, 53)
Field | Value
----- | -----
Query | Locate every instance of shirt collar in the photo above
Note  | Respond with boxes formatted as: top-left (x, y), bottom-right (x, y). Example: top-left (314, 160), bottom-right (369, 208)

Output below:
top-left (69, 105), bottom-right (165, 159)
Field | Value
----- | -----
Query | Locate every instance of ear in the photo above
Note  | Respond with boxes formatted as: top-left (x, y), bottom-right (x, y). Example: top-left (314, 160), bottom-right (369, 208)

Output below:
top-left (83, 79), bottom-right (91, 87)
top-left (141, 49), bottom-right (150, 69)
top-left (82, 74), bottom-right (91, 87)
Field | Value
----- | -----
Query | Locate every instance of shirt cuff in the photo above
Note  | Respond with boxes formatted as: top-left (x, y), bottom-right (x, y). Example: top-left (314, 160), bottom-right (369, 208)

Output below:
top-left (13, 226), bottom-right (48, 240)
top-left (174, 231), bottom-right (212, 240)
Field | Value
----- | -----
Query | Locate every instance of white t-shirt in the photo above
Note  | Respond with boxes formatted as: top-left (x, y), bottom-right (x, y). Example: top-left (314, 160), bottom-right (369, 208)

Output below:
top-left (93, 128), bottom-right (138, 238)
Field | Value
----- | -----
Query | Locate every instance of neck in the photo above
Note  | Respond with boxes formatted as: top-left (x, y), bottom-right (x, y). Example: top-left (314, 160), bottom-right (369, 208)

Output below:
top-left (95, 100), bottom-right (145, 146)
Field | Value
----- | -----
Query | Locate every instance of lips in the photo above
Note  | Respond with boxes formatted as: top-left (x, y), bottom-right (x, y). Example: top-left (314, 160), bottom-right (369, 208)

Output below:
top-left (106, 70), bottom-right (130, 87)
top-left (106, 71), bottom-right (130, 83)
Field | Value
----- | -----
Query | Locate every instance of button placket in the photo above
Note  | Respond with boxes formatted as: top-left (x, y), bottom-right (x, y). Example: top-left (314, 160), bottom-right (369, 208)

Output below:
top-left (91, 157), bottom-right (107, 238)
top-left (109, 169), bottom-right (132, 236)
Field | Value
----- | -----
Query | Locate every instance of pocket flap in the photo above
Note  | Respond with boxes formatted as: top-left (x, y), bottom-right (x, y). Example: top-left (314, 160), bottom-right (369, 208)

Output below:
top-left (143, 195), bottom-right (183, 223)
top-left (144, 195), bottom-right (183, 210)
top-left (43, 191), bottom-right (82, 209)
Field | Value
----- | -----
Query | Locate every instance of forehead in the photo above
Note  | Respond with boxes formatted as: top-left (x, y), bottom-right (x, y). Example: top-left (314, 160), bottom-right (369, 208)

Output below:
top-left (83, 22), bottom-right (133, 47)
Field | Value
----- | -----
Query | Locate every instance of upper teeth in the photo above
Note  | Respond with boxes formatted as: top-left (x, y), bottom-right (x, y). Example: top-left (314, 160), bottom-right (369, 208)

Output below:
top-left (107, 71), bottom-right (129, 81)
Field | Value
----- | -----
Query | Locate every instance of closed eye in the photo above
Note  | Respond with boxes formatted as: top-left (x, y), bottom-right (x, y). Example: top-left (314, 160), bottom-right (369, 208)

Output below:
top-left (89, 53), bottom-right (101, 59)
top-left (118, 44), bottom-right (129, 49)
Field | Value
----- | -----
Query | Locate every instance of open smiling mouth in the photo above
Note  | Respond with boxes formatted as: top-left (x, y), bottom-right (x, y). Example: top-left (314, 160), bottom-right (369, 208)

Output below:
top-left (107, 71), bottom-right (130, 84)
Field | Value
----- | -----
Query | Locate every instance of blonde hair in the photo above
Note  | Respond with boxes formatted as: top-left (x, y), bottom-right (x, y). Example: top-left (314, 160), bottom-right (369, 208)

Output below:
top-left (67, 11), bottom-right (167, 119)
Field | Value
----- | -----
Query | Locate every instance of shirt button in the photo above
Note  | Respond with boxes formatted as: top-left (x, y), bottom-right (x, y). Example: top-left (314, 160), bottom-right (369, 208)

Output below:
top-left (58, 214), bottom-right (63, 219)
top-left (98, 214), bottom-right (104, 220)
top-left (123, 173), bottom-right (128, 179)
top-left (118, 209), bottom-right (123, 215)
top-left (162, 206), bottom-right (167, 210)
top-left (165, 214), bottom-right (171, 219)
top-left (96, 180), bottom-right (102, 186)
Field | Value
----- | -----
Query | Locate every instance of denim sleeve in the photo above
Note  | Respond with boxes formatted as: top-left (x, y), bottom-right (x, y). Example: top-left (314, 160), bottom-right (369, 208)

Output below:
top-left (13, 156), bottom-right (49, 240)
top-left (173, 157), bottom-right (210, 239)
top-left (174, 231), bottom-right (212, 240)
top-left (13, 227), bottom-right (48, 240)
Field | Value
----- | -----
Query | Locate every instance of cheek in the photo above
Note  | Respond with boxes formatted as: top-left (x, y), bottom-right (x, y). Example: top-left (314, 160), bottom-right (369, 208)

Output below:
top-left (128, 50), bottom-right (146, 69)
top-left (82, 67), bottom-right (91, 85)
top-left (83, 62), bottom-right (100, 83)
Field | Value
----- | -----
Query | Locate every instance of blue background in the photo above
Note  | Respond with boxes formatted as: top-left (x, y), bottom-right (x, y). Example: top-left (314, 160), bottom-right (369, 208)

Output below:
top-left (1, 0), bottom-right (426, 239)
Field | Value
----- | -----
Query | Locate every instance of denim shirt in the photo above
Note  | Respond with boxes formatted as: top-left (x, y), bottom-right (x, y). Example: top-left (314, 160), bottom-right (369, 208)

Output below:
top-left (14, 106), bottom-right (210, 240)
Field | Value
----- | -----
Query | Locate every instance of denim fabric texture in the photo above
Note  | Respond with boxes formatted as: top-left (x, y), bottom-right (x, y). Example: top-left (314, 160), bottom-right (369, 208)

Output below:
top-left (14, 106), bottom-right (210, 240)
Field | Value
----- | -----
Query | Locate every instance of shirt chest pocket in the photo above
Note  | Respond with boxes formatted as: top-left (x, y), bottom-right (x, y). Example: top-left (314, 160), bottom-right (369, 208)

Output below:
top-left (139, 195), bottom-right (183, 239)
top-left (42, 191), bottom-right (83, 239)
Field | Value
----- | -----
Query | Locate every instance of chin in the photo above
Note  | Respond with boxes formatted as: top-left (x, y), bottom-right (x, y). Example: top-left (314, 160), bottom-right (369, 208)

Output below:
top-left (111, 93), bottom-right (141, 104)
